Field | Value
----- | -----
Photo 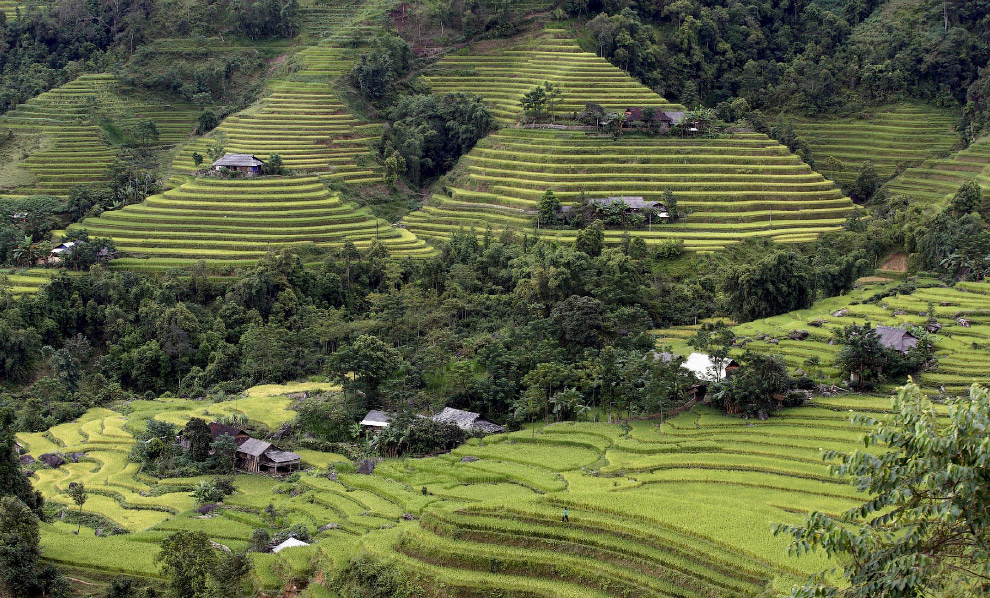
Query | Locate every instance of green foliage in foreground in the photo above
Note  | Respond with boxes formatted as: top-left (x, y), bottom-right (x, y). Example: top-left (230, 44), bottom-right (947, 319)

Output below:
top-left (776, 382), bottom-right (990, 597)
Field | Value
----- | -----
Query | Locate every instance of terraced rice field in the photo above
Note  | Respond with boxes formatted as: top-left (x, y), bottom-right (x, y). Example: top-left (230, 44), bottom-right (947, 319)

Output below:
top-left (669, 279), bottom-right (990, 394)
top-left (883, 137), bottom-right (990, 204)
top-left (404, 128), bottom-right (855, 251)
top-left (0, 268), bottom-right (57, 296)
top-left (297, 0), bottom-right (385, 46)
top-left (174, 81), bottom-right (381, 183)
top-left (71, 175), bottom-right (431, 271)
top-left (24, 385), bottom-right (903, 595)
top-left (0, 0), bottom-right (32, 17)
top-left (787, 103), bottom-right (959, 187)
top-left (0, 74), bottom-right (200, 198)
top-left (423, 28), bottom-right (683, 123)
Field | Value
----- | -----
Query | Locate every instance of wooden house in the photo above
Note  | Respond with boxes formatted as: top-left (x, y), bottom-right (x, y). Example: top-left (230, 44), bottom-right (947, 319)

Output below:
top-left (211, 154), bottom-right (264, 176)
top-left (875, 326), bottom-right (919, 353)
top-left (235, 438), bottom-right (301, 474)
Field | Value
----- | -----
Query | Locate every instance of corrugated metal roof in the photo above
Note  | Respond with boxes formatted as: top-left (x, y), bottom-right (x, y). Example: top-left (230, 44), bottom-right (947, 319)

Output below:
top-left (264, 449), bottom-right (301, 464)
top-left (212, 153), bottom-right (264, 167)
top-left (433, 407), bottom-right (480, 429)
top-left (875, 326), bottom-right (919, 353)
top-left (272, 538), bottom-right (309, 553)
top-left (237, 438), bottom-right (271, 457)
top-left (360, 410), bottom-right (391, 427)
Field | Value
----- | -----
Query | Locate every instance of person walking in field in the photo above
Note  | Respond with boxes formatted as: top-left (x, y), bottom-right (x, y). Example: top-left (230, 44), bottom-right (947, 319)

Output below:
top-left (562, 507), bottom-right (569, 522)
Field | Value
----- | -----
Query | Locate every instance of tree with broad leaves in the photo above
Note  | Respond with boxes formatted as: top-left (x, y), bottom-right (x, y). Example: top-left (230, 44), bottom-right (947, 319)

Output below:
top-left (774, 381), bottom-right (990, 597)
top-left (66, 482), bottom-right (87, 535)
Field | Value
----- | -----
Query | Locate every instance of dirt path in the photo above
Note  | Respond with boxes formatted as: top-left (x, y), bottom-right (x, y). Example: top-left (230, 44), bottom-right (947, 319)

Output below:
top-left (880, 252), bottom-right (908, 272)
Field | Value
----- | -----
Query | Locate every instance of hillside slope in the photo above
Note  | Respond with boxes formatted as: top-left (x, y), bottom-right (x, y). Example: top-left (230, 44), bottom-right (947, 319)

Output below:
top-left (19, 386), bottom-right (905, 595)
top-left (405, 129), bottom-right (855, 252)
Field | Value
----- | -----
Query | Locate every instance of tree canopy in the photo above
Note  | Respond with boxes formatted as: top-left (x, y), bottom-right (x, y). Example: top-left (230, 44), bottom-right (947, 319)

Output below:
top-left (776, 382), bottom-right (990, 597)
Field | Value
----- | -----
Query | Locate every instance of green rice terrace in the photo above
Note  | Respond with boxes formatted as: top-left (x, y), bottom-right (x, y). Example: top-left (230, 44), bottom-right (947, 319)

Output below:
top-left (655, 279), bottom-right (990, 394)
top-left (403, 128), bottom-right (855, 251)
top-left (173, 81), bottom-right (382, 183)
top-left (883, 137), bottom-right (990, 204)
top-left (785, 103), bottom-right (960, 187)
top-left (70, 175), bottom-right (431, 272)
top-left (16, 381), bottom-right (904, 596)
top-left (0, 267), bottom-right (57, 296)
top-left (295, 0), bottom-right (386, 77)
top-left (0, 74), bottom-right (201, 198)
top-left (422, 28), bottom-right (684, 123)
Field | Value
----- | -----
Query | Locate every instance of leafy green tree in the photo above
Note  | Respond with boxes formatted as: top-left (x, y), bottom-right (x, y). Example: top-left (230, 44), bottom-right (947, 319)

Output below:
top-left (239, 323), bottom-right (293, 382)
top-left (208, 551), bottom-right (252, 598)
top-left (662, 189), bottom-right (679, 221)
top-left (205, 132), bottom-right (227, 164)
top-left (575, 220), bottom-right (604, 256)
top-left (520, 84), bottom-right (548, 122)
top-left (708, 352), bottom-right (791, 418)
top-left (850, 160), bottom-right (881, 203)
top-left (721, 250), bottom-right (815, 322)
top-left (327, 335), bottom-right (401, 406)
top-left (133, 119), bottom-right (160, 145)
top-left (383, 150), bottom-right (406, 189)
top-left (261, 154), bottom-right (288, 176)
top-left (192, 152), bottom-right (204, 168)
top-left (775, 382), bottom-right (990, 597)
top-left (197, 110), bottom-right (219, 135)
top-left (350, 33), bottom-right (411, 100)
top-left (156, 531), bottom-right (218, 598)
top-left (209, 434), bottom-right (237, 473)
top-left (948, 180), bottom-right (983, 216)
top-left (550, 295), bottom-right (604, 349)
top-left (182, 418), bottom-right (213, 463)
top-left (0, 410), bottom-right (43, 516)
top-left (0, 495), bottom-right (69, 598)
top-left (67, 482), bottom-right (87, 535)
top-left (689, 322), bottom-right (735, 382)
top-left (382, 93), bottom-right (493, 185)
top-left (537, 189), bottom-right (561, 226)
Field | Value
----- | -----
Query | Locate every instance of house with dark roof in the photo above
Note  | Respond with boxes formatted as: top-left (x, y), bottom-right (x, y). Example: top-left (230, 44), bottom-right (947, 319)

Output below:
top-left (235, 438), bottom-right (302, 474)
top-left (211, 153), bottom-right (264, 176)
top-left (433, 407), bottom-right (503, 434)
top-left (875, 326), bottom-right (919, 353)
top-left (209, 423), bottom-right (250, 445)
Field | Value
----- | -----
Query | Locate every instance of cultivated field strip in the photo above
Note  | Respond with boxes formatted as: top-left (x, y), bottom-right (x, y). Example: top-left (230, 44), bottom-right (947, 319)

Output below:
top-left (71, 175), bottom-right (432, 271)
top-left (423, 28), bottom-right (683, 123)
top-left (883, 138), bottom-right (990, 204)
top-left (403, 128), bottom-right (854, 251)
top-left (787, 103), bottom-right (959, 187)
top-left (0, 74), bottom-right (200, 198)
top-left (0, 268), bottom-right (57, 296)
top-left (0, 0), bottom-right (30, 17)
top-left (173, 81), bottom-right (381, 183)
top-left (297, 0), bottom-right (386, 46)
top-left (718, 280), bottom-right (990, 393)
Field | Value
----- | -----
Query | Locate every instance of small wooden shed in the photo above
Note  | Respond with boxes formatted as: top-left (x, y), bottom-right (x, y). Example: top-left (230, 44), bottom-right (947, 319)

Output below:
top-left (236, 438), bottom-right (272, 473)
